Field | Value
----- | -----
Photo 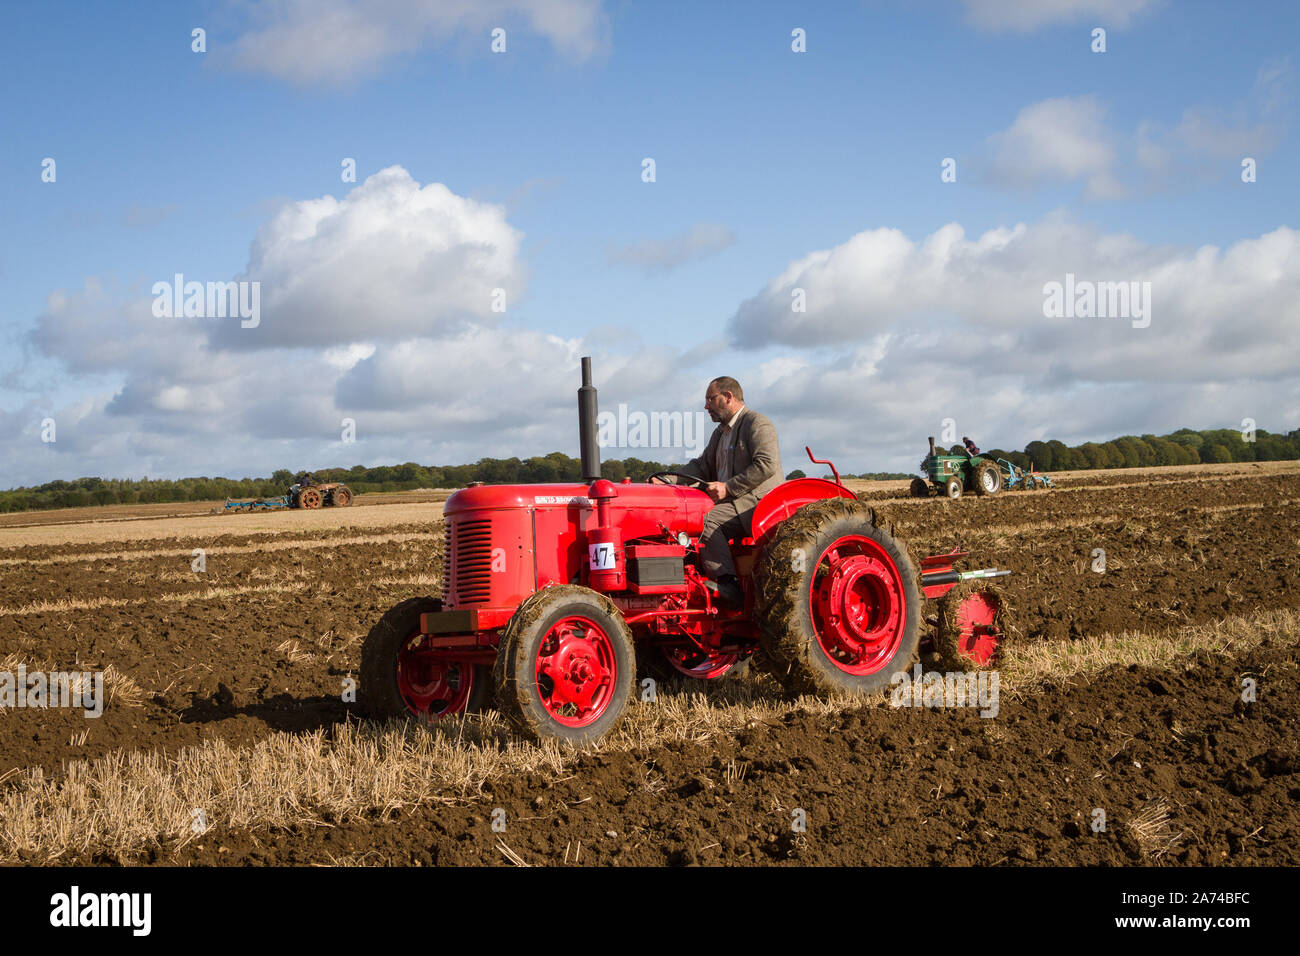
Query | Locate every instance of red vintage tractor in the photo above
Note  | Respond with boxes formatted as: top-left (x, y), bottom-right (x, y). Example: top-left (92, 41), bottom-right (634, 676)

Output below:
top-left (361, 358), bottom-right (1006, 743)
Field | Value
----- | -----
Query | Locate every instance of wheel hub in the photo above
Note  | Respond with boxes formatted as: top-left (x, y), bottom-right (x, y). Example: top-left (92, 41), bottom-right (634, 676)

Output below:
top-left (536, 618), bottom-right (616, 726)
top-left (811, 537), bottom-right (906, 675)
top-left (397, 634), bottom-right (473, 719)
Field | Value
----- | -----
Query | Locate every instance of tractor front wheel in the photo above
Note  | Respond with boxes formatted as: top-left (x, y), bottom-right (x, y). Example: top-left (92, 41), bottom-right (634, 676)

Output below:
top-left (494, 586), bottom-right (635, 744)
top-left (332, 487), bottom-right (352, 507)
top-left (945, 477), bottom-right (963, 500)
top-left (360, 597), bottom-right (491, 722)
top-left (754, 499), bottom-right (920, 697)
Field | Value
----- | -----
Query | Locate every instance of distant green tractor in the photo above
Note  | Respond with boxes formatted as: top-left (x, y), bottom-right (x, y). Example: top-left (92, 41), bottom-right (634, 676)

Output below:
top-left (910, 436), bottom-right (1005, 500)
top-left (910, 437), bottom-right (1054, 500)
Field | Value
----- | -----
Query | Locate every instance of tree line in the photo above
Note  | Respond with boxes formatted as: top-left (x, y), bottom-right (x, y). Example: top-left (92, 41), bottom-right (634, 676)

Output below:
top-left (968, 427), bottom-right (1299, 473)
top-left (1, 427), bottom-right (1295, 514)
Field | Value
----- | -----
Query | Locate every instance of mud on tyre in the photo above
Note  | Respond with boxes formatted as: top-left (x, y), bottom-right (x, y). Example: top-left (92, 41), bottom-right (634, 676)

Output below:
top-left (936, 581), bottom-right (1007, 671)
top-left (494, 585), bottom-right (635, 745)
top-left (753, 499), bottom-right (921, 697)
top-left (360, 596), bottom-right (492, 721)
top-left (972, 459), bottom-right (1002, 496)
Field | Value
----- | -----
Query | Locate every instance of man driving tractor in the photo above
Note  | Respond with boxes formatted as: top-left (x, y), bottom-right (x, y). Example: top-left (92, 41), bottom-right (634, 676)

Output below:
top-left (676, 376), bottom-right (782, 607)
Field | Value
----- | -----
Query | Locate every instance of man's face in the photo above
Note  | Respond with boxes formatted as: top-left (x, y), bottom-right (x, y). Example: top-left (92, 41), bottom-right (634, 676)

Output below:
top-left (704, 385), bottom-right (731, 423)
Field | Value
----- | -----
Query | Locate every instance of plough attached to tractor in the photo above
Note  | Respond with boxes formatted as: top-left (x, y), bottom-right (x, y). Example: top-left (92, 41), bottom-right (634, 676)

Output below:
top-left (359, 358), bottom-right (1014, 744)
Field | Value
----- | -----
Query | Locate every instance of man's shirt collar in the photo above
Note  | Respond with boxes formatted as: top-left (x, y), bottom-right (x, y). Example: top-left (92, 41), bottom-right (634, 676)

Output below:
top-left (722, 404), bottom-right (747, 430)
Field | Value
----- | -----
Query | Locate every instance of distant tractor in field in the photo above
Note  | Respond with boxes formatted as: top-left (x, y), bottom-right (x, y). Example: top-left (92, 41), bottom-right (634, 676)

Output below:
top-left (219, 474), bottom-right (355, 513)
top-left (289, 474), bottom-right (353, 509)
top-left (910, 437), bottom-right (1004, 500)
top-left (909, 438), bottom-right (1054, 500)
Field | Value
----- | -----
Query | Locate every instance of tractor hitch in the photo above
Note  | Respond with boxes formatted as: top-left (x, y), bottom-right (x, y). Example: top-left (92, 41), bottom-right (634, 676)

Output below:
top-left (919, 547), bottom-right (1011, 599)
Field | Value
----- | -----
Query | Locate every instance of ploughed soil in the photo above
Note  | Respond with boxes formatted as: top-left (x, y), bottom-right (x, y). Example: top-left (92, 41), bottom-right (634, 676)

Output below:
top-left (73, 636), bottom-right (1300, 866)
top-left (0, 464), bottom-right (1297, 865)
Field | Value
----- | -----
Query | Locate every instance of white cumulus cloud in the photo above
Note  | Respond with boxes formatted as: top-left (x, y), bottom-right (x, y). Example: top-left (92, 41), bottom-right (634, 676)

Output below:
top-left (212, 166), bottom-right (524, 350)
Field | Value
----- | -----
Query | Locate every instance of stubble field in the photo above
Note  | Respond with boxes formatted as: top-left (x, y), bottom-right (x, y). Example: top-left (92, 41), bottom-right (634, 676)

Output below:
top-left (0, 461), bottom-right (1296, 866)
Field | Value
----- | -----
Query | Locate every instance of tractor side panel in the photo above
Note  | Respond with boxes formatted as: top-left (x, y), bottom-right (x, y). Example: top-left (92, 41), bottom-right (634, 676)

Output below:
top-left (530, 486), bottom-right (710, 590)
top-left (443, 509), bottom-right (535, 610)
top-left (530, 501), bottom-right (589, 590)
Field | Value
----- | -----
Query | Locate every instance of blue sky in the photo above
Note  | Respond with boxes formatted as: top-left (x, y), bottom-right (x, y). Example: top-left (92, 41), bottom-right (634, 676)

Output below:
top-left (1, 0), bottom-right (1297, 485)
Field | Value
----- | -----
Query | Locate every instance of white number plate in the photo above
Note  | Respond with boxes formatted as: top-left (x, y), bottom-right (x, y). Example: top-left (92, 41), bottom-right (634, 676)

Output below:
top-left (588, 542), bottom-right (616, 570)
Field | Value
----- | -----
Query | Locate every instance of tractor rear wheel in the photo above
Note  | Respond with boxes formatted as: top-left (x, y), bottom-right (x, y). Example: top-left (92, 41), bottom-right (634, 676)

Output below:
top-left (937, 582), bottom-right (1006, 670)
top-left (909, 477), bottom-right (929, 498)
top-left (494, 585), bottom-right (635, 744)
top-left (753, 499), bottom-right (920, 697)
top-left (360, 597), bottom-right (491, 722)
top-left (299, 488), bottom-right (323, 509)
top-left (972, 459), bottom-right (1002, 496)
top-left (945, 477), bottom-right (963, 499)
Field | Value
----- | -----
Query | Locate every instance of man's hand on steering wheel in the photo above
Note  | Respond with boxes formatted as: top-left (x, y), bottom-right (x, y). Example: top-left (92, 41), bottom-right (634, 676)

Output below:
top-left (646, 471), bottom-right (729, 503)
top-left (646, 470), bottom-right (707, 489)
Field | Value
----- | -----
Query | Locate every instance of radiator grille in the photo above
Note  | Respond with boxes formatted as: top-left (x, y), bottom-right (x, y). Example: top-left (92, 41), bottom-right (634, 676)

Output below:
top-left (446, 518), bottom-right (493, 605)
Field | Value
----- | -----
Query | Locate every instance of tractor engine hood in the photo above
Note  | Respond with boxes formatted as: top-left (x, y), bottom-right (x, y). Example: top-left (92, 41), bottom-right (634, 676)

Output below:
top-left (440, 481), bottom-right (713, 613)
top-left (445, 481), bottom-right (711, 535)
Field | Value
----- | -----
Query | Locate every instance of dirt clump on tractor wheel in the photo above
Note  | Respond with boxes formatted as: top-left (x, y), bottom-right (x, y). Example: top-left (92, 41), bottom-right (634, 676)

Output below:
top-left (493, 585), bottom-right (637, 745)
top-left (936, 580), bottom-right (1011, 671)
top-left (754, 498), bottom-right (920, 696)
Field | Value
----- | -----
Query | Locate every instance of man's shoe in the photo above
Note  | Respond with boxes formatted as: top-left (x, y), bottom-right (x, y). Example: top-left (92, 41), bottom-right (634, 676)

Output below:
top-left (714, 574), bottom-right (744, 608)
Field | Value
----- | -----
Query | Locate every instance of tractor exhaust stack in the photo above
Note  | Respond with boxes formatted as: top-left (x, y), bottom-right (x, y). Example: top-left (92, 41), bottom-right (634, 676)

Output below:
top-left (578, 356), bottom-right (601, 481)
top-left (928, 436), bottom-right (936, 457)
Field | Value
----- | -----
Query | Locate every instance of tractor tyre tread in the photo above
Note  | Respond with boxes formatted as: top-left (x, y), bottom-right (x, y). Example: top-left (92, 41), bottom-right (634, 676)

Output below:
top-left (936, 581), bottom-right (1009, 671)
top-left (360, 596), bottom-right (491, 720)
top-left (753, 499), bottom-right (921, 698)
top-left (972, 459), bottom-right (1002, 496)
top-left (493, 585), bottom-right (635, 745)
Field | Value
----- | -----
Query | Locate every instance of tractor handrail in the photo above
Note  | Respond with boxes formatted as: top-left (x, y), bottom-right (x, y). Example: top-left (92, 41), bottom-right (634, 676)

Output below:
top-left (805, 446), bottom-right (842, 488)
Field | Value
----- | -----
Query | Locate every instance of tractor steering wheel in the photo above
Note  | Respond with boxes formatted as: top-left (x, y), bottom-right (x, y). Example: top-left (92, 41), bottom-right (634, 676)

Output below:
top-left (647, 471), bottom-right (708, 490)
